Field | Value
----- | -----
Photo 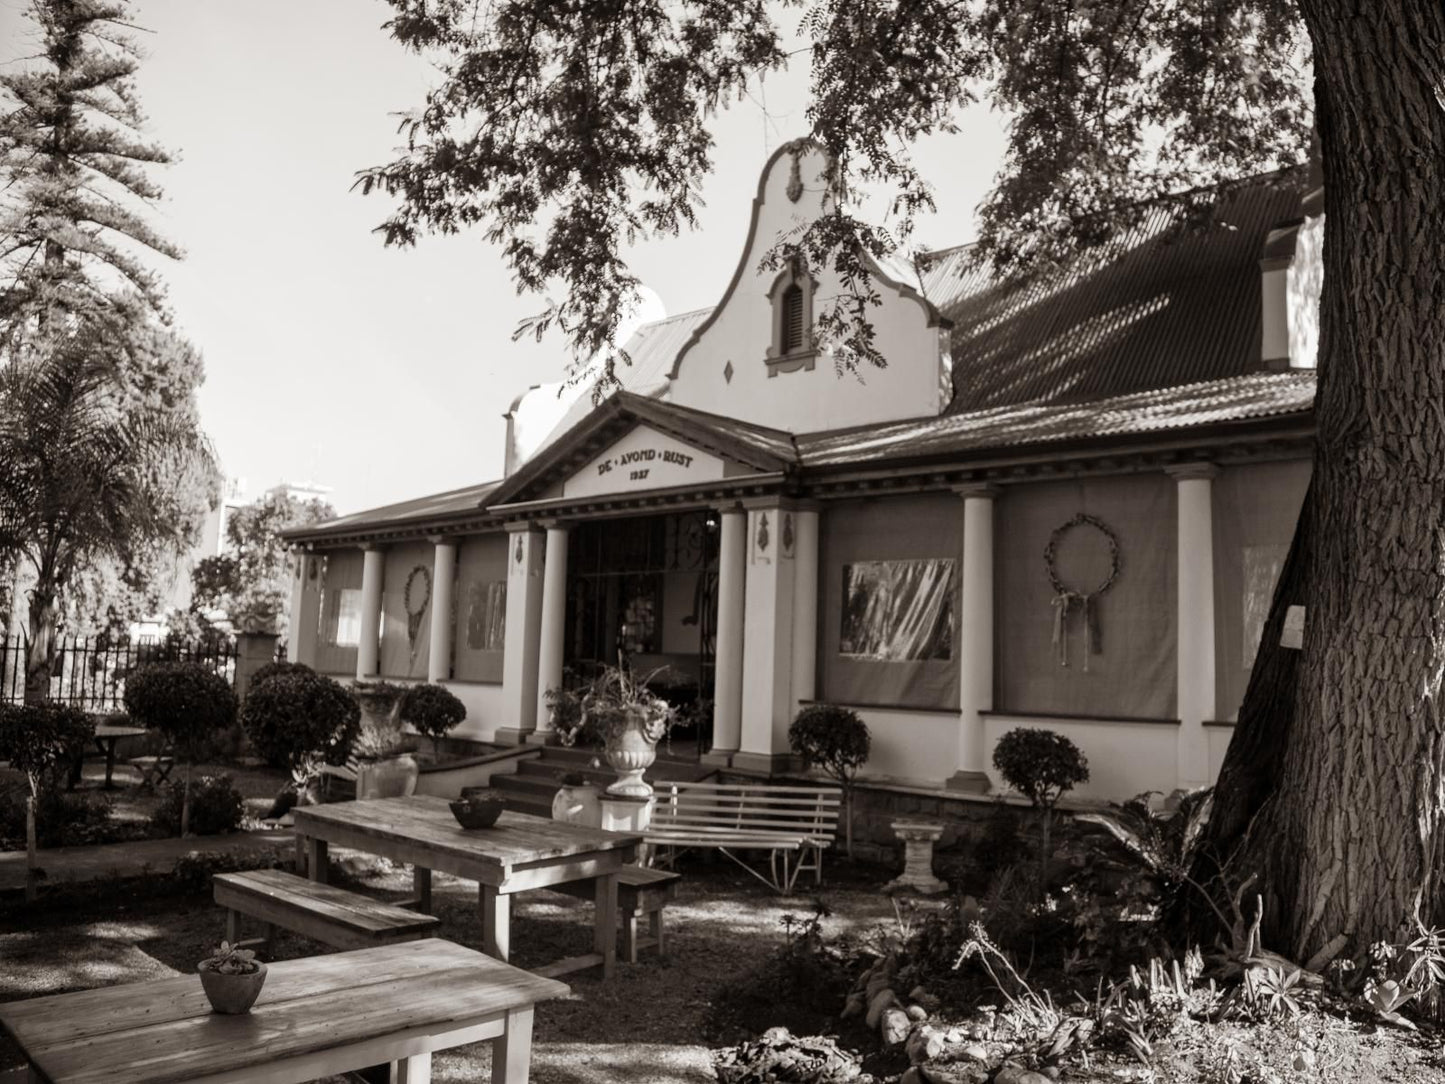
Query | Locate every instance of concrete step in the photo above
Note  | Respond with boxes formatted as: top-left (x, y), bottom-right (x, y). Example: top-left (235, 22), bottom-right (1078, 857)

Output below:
top-left (493, 773), bottom-right (567, 798)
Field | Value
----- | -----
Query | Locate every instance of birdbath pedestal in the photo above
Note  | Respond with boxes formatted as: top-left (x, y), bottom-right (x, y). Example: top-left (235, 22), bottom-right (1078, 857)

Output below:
top-left (884, 820), bottom-right (947, 894)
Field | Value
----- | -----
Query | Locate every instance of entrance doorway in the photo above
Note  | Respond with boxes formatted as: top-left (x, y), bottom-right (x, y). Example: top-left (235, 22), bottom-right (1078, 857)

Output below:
top-left (565, 510), bottom-right (719, 746)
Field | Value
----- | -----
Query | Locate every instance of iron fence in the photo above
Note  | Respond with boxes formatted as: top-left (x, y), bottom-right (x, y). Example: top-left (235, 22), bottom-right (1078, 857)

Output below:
top-left (0, 635), bottom-right (242, 713)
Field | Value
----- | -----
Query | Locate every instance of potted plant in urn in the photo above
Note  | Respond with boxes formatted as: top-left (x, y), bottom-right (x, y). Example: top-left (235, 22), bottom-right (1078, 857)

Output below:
top-left (579, 665), bottom-right (675, 798)
top-left (197, 940), bottom-right (267, 1014)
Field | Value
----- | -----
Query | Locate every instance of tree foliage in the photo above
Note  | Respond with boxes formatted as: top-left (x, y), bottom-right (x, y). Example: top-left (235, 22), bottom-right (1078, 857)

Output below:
top-left (186, 491), bottom-right (336, 635)
top-left (240, 671), bottom-right (361, 778)
top-left (361, 0), bottom-right (1310, 381)
top-left (398, 682), bottom-right (467, 758)
top-left (992, 727), bottom-right (1090, 812)
top-left (0, 700), bottom-right (93, 798)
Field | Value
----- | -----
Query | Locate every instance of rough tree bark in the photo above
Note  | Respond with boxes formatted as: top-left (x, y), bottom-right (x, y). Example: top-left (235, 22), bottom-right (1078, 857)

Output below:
top-left (1205, 2), bottom-right (1445, 962)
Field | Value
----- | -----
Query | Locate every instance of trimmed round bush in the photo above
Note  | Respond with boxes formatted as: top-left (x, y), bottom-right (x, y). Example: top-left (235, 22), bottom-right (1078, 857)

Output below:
top-left (150, 773), bottom-right (244, 836)
top-left (992, 728), bottom-right (1089, 809)
top-left (788, 704), bottom-right (871, 783)
top-left (124, 662), bottom-right (238, 755)
top-left (249, 660), bottom-right (315, 690)
top-left (240, 671), bottom-right (361, 773)
top-left (399, 683), bottom-right (467, 756)
top-left (0, 702), bottom-right (94, 793)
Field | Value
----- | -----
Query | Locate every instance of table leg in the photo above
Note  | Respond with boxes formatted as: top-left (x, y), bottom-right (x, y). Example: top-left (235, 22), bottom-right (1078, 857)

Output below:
top-left (479, 885), bottom-right (510, 961)
top-left (395, 1050), bottom-right (432, 1083)
top-left (101, 738), bottom-right (118, 789)
top-left (306, 837), bottom-right (329, 884)
top-left (413, 866), bottom-right (432, 913)
top-left (492, 1005), bottom-right (535, 1084)
top-left (594, 872), bottom-right (618, 979)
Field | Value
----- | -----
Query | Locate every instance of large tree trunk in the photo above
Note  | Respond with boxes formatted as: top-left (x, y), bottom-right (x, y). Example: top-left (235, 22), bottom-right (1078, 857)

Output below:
top-left (1206, 2), bottom-right (1445, 963)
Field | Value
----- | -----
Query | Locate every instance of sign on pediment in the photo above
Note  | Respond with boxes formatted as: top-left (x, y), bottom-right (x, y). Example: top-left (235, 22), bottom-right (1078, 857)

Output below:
top-left (563, 425), bottom-right (728, 499)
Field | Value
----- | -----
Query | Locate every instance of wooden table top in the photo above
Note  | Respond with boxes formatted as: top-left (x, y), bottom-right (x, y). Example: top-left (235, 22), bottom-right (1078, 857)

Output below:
top-left (92, 724), bottom-right (147, 740)
top-left (0, 939), bottom-right (569, 1084)
top-left (291, 795), bottom-right (643, 871)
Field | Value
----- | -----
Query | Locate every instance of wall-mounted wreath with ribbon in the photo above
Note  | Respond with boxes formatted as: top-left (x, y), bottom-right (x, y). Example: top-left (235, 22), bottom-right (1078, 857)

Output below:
top-left (1044, 513), bottom-right (1121, 671)
top-left (404, 566), bottom-right (432, 651)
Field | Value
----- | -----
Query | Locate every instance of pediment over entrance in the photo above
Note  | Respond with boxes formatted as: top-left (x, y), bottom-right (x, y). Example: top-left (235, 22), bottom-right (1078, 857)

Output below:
top-left (564, 425), bottom-right (727, 498)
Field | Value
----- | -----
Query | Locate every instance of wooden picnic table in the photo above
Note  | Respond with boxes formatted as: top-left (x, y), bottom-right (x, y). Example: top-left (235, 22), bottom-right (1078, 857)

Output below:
top-left (291, 795), bottom-right (642, 979)
top-left (67, 724), bottom-right (148, 790)
top-left (0, 938), bottom-right (568, 1084)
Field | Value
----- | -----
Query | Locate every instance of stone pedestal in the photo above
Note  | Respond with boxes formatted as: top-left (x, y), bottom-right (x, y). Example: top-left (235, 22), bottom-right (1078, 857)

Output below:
top-left (599, 793), bottom-right (654, 834)
top-left (883, 820), bottom-right (947, 895)
top-left (234, 632), bottom-right (280, 703)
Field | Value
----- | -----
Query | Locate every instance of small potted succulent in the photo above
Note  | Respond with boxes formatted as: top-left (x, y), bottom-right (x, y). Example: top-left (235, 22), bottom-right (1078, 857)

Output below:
top-left (197, 940), bottom-right (267, 1014)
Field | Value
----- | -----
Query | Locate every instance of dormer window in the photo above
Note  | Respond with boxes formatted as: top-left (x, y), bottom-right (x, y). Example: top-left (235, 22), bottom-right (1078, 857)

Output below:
top-left (765, 263), bottom-right (818, 377)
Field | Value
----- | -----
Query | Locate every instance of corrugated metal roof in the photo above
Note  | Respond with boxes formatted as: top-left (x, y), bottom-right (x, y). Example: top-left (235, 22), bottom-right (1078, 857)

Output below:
top-left (797, 371), bottom-right (1315, 467)
top-left (290, 479), bottom-right (502, 541)
top-left (923, 169), bottom-right (1308, 413)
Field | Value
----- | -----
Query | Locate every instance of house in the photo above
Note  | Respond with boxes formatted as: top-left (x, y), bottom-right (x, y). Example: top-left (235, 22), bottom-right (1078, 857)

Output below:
top-left (282, 142), bottom-right (1320, 802)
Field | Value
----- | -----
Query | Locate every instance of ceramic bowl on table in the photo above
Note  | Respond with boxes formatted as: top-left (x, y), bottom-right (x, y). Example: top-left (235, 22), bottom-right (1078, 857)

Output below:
top-left (450, 791), bottom-right (505, 829)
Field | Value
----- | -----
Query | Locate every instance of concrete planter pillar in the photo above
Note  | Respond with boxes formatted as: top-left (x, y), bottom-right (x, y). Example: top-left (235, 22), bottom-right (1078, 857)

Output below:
top-left (1167, 463), bottom-right (1219, 789)
top-left (234, 632), bottom-right (280, 702)
top-left (883, 820), bottom-right (947, 895)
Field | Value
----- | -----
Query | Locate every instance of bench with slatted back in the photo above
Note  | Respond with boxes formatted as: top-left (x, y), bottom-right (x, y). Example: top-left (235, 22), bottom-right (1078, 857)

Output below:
top-left (646, 781), bottom-right (842, 894)
top-left (213, 868), bottom-right (440, 952)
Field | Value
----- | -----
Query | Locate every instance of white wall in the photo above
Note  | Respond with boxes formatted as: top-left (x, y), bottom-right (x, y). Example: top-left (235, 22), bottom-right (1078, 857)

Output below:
top-left (1206, 722), bottom-right (1235, 783)
top-left (851, 707), bottom-right (959, 788)
top-left (440, 681), bottom-right (506, 743)
top-left (982, 714), bottom-right (1179, 802)
top-left (667, 143), bottom-right (948, 433)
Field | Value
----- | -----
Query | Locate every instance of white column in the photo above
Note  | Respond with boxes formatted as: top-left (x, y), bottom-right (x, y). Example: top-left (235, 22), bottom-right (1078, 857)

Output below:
top-left (707, 506), bottom-right (747, 763)
top-left (498, 524), bottom-right (545, 743)
top-left (427, 537), bottom-right (457, 683)
top-left (534, 523), bottom-right (570, 738)
top-left (285, 550), bottom-right (306, 662)
top-left (291, 551), bottom-right (322, 667)
top-left (356, 545), bottom-right (385, 680)
top-left (950, 484), bottom-right (997, 791)
top-left (1169, 463), bottom-right (1219, 789)
top-left (738, 499), bottom-right (797, 773)
top-left (789, 505), bottom-right (821, 713)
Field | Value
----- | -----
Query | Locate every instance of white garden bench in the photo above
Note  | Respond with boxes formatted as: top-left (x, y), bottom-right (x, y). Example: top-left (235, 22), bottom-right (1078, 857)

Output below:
top-left (645, 781), bottom-right (841, 894)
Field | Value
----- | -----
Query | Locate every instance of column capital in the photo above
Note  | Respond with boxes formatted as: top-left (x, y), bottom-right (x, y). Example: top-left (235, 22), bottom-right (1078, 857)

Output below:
top-left (426, 534), bottom-right (458, 547)
top-left (504, 519), bottom-right (544, 535)
top-left (359, 541), bottom-right (382, 552)
top-left (1165, 462), bottom-right (1220, 481)
top-left (737, 495), bottom-right (820, 513)
top-left (537, 518), bottom-right (573, 532)
top-left (952, 482), bottom-right (1002, 500)
top-left (715, 501), bottom-right (747, 517)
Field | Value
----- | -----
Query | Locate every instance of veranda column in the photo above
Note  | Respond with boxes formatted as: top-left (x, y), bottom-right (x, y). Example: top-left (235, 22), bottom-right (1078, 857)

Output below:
top-left (736, 498), bottom-right (798, 774)
top-left (533, 522), bottom-right (570, 742)
top-left (949, 484), bottom-right (998, 793)
top-left (285, 549), bottom-right (306, 662)
top-left (356, 544), bottom-right (385, 680)
top-left (292, 551), bottom-right (322, 667)
top-left (427, 537), bottom-right (457, 683)
top-left (704, 506), bottom-right (747, 765)
top-left (789, 504), bottom-right (821, 713)
top-left (1167, 463), bottom-right (1219, 789)
top-left (497, 523), bottom-right (545, 745)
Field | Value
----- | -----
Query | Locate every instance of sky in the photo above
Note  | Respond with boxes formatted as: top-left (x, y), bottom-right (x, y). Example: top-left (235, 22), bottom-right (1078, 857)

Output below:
top-left (0, 0), bottom-right (1010, 516)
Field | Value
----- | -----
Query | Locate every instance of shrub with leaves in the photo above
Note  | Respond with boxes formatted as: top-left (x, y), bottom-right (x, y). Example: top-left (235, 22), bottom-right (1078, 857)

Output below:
top-left (150, 773), bottom-right (244, 837)
top-left (248, 660), bottom-right (315, 690)
top-left (240, 671), bottom-right (360, 782)
top-left (124, 662), bottom-right (238, 837)
top-left (993, 728), bottom-right (1088, 890)
top-left (0, 702), bottom-right (96, 887)
top-left (398, 682), bottom-right (467, 758)
top-left (788, 704), bottom-right (870, 856)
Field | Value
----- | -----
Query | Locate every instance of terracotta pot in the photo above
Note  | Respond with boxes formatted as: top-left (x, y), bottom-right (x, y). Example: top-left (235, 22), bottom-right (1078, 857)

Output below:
top-left (605, 720), bottom-right (658, 798)
top-left (198, 962), bottom-right (267, 1014)
top-left (356, 754), bottom-right (419, 800)
top-left (552, 783), bottom-right (603, 827)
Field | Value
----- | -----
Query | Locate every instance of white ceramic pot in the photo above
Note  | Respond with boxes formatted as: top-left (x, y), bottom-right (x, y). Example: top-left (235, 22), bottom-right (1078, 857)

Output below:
top-left (551, 783), bottom-right (603, 827)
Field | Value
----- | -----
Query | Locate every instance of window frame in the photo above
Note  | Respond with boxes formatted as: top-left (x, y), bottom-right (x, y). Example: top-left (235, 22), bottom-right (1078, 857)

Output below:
top-left (764, 263), bottom-right (819, 377)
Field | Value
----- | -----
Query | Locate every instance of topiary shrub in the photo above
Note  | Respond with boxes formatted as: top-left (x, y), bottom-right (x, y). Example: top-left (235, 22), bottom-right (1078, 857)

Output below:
top-left (125, 662), bottom-right (238, 837)
top-left (150, 773), bottom-right (245, 837)
top-left (240, 671), bottom-right (361, 787)
top-left (398, 683), bottom-right (467, 759)
top-left (992, 727), bottom-right (1089, 890)
top-left (248, 660), bottom-right (315, 690)
top-left (788, 704), bottom-right (871, 857)
top-left (0, 701), bottom-right (96, 891)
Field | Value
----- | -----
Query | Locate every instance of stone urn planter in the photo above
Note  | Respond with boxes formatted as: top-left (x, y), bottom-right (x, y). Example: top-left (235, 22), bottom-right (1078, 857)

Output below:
top-left (356, 752), bottom-right (420, 800)
top-left (605, 714), bottom-right (661, 798)
top-left (351, 681), bottom-right (405, 749)
top-left (552, 778), bottom-right (603, 827)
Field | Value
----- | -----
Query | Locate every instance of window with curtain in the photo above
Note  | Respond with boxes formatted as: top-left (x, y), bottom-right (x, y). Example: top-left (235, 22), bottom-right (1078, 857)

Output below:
top-left (325, 588), bottom-right (362, 647)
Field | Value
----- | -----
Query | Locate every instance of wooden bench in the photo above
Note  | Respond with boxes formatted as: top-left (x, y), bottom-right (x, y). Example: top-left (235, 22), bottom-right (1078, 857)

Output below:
top-left (213, 868), bottom-right (440, 952)
top-left (646, 781), bottom-right (842, 893)
top-left (128, 754), bottom-right (174, 788)
top-left (549, 865), bottom-right (681, 963)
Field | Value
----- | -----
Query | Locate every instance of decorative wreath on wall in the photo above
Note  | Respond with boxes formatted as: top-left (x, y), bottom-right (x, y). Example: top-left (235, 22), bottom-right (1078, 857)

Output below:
top-left (404, 565), bottom-right (432, 650)
top-left (1043, 513), bottom-right (1121, 671)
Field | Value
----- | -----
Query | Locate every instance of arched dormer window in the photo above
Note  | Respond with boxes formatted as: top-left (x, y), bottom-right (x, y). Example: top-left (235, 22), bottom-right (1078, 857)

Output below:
top-left (765, 263), bottom-right (818, 377)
